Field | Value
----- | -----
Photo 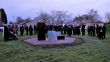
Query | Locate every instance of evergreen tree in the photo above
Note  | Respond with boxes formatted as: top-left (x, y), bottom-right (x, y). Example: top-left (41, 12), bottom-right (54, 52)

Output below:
top-left (0, 8), bottom-right (7, 24)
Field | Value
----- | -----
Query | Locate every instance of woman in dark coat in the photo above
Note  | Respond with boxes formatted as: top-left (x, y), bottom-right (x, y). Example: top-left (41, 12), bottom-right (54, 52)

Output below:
top-left (20, 25), bottom-right (24, 36)
top-left (81, 25), bottom-right (85, 36)
top-left (76, 25), bottom-right (80, 35)
top-left (29, 25), bottom-right (33, 35)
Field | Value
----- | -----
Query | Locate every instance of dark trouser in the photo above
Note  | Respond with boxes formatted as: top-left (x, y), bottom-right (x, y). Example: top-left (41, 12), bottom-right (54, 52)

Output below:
top-left (103, 33), bottom-right (105, 39)
top-left (96, 32), bottom-right (99, 37)
top-left (93, 30), bottom-right (95, 36)
top-left (73, 30), bottom-right (76, 35)
top-left (82, 32), bottom-right (85, 36)
top-left (64, 30), bottom-right (66, 34)
top-left (36, 30), bottom-right (37, 34)
top-left (34, 30), bottom-right (36, 34)
top-left (99, 32), bottom-right (103, 39)
top-left (90, 31), bottom-right (93, 36)
top-left (68, 33), bottom-right (71, 37)
top-left (26, 30), bottom-right (28, 35)
top-left (88, 31), bottom-right (90, 36)
top-left (21, 31), bottom-right (23, 36)
top-left (61, 30), bottom-right (63, 34)
top-left (4, 36), bottom-right (8, 41)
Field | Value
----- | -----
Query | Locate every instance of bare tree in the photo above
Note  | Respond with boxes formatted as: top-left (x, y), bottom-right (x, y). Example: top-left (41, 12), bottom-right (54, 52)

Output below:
top-left (51, 10), bottom-right (72, 24)
top-left (87, 9), bottom-right (102, 22)
top-left (16, 16), bottom-right (25, 24)
top-left (36, 11), bottom-right (50, 23)
top-left (34, 10), bottom-right (72, 24)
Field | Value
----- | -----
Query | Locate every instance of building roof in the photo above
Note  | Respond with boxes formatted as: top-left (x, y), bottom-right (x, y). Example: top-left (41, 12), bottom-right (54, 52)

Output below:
top-left (82, 20), bottom-right (92, 23)
top-left (63, 21), bottom-right (81, 25)
top-left (82, 20), bottom-right (103, 23)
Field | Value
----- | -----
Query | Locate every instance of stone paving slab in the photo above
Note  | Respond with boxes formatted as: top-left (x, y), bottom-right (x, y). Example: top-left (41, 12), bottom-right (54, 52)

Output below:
top-left (23, 37), bottom-right (76, 45)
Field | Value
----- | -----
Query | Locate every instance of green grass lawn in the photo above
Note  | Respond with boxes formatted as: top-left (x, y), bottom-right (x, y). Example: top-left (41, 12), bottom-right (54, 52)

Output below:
top-left (0, 24), bottom-right (110, 62)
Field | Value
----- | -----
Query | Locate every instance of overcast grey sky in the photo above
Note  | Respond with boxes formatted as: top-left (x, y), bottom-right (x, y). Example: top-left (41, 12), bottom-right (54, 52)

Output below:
top-left (0, 0), bottom-right (110, 23)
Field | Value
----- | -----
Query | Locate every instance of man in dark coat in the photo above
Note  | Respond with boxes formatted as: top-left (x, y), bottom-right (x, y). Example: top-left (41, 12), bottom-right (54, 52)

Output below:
top-left (25, 25), bottom-right (28, 35)
top-left (102, 24), bottom-right (106, 39)
top-left (92, 24), bottom-right (96, 36)
top-left (72, 24), bottom-right (76, 35)
top-left (29, 25), bottom-right (33, 35)
top-left (87, 25), bottom-right (90, 36)
top-left (20, 25), bottom-right (24, 36)
top-left (90, 24), bottom-right (93, 36)
top-left (81, 25), bottom-right (85, 36)
top-left (98, 24), bottom-right (103, 39)
top-left (67, 25), bottom-right (72, 37)
top-left (63, 24), bottom-right (68, 34)
top-left (76, 25), bottom-right (80, 35)
top-left (4, 25), bottom-right (9, 41)
top-left (49, 24), bottom-right (53, 30)
top-left (96, 25), bottom-right (99, 37)
top-left (57, 24), bottom-right (61, 31)
top-left (54, 24), bottom-right (57, 31)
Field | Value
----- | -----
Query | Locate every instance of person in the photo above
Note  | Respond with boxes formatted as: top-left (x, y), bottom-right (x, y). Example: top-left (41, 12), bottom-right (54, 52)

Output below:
top-left (34, 25), bottom-right (36, 35)
top-left (102, 24), bottom-right (106, 39)
top-left (99, 24), bottom-right (103, 39)
top-left (57, 24), bottom-right (61, 31)
top-left (25, 25), bottom-right (28, 35)
top-left (29, 25), bottom-right (33, 35)
top-left (76, 25), bottom-right (80, 35)
top-left (49, 24), bottom-right (53, 30)
top-left (81, 24), bottom-right (85, 36)
top-left (98, 24), bottom-right (101, 38)
top-left (90, 24), bottom-right (93, 36)
top-left (87, 25), bottom-right (91, 36)
top-left (96, 24), bottom-right (99, 37)
top-left (54, 24), bottom-right (57, 31)
top-left (72, 24), bottom-right (76, 35)
top-left (13, 25), bottom-right (18, 38)
top-left (92, 24), bottom-right (96, 36)
top-left (15, 25), bottom-right (18, 34)
top-left (20, 25), bottom-right (24, 36)
top-left (36, 24), bottom-right (38, 34)
top-left (63, 24), bottom-right (68, 34)
top-left (4, 25), bottom-right (9, 41)
top-left (67, 25), bottom-right (72, 37)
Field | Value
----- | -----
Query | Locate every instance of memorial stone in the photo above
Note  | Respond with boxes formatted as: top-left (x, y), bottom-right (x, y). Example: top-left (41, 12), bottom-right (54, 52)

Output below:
top-left (48, 31), bottom-right (56, 41)
top-left (37, 22), bottom-right (45, 40)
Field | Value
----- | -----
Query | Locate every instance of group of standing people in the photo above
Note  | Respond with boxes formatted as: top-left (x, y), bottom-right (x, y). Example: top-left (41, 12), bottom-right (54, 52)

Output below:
top-left (87, 23), bottom-right (106, 40)
top-left (20, 24), bottom-right (82, 37)
top-left (5, 23), bottom-right (105, 41)
top-left (20, 25), bottom-right (37, 36)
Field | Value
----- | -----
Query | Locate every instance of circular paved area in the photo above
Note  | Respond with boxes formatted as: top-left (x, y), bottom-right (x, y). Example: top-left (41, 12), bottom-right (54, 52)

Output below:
top-left (23, 37), bottom-right (76, 45)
